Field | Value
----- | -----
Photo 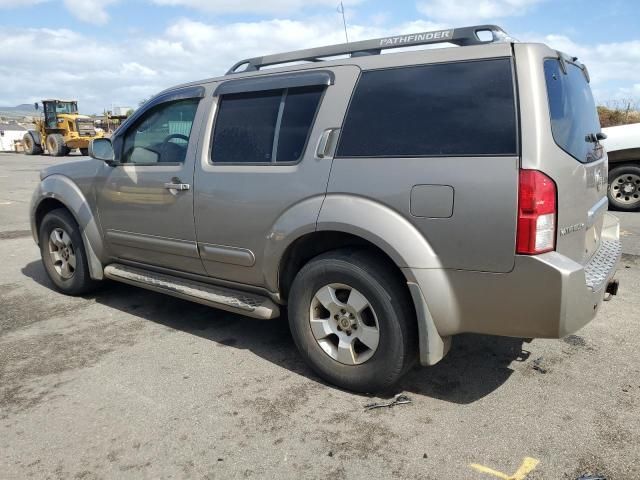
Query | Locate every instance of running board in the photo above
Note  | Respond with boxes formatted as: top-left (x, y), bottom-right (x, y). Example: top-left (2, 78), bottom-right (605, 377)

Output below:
top-left (104, 264), bottom-right (280, 319)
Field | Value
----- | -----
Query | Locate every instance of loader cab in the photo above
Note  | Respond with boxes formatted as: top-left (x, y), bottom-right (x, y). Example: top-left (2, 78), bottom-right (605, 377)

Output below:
top-left (42, 100), bottom-right (78, 129)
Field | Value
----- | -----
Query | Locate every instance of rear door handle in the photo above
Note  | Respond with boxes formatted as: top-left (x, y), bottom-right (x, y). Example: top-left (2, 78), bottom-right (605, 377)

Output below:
top-left (316, 128), bottom-right (340, 159)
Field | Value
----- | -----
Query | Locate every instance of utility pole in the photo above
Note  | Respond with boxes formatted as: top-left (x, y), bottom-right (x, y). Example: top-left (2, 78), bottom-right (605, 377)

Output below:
top-left (338, 2), bottom-right (349, 43)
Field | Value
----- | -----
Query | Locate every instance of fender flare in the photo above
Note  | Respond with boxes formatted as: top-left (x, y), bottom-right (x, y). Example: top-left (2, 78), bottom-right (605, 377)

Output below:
top-left (31, 174), bottom-right (106, 280)
top-left (262, 196), bottom-right (326, 293)
top-left (317, 194), bottom-right (441, 269)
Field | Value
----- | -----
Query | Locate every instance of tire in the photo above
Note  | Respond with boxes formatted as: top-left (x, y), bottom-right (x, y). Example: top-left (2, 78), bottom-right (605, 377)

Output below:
top-left (23, 132), bottom-right (43, 155)
top-left (46, 133), bottom-right (67, 157)
top-left (80, 148), bottom-right (89, 156)
top-left (288, 249), bottom-right (417, 393)
top-left (39, 208), bottom-right (99, 295)
top-left (608, 164), bottom-right (640, 211)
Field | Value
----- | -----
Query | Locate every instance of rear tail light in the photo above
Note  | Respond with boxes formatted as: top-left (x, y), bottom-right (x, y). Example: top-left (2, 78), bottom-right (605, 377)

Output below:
top-left (517, 170), bottom-right (557, 254)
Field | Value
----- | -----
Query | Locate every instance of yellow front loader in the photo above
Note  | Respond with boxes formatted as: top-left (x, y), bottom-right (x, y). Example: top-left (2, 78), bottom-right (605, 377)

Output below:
top-left (23, 100), bottom-right (104, 156)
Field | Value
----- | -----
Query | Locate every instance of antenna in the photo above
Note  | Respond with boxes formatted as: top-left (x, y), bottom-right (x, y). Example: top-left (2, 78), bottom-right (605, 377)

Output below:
top-left (338, 2), bottom-right (349, 43)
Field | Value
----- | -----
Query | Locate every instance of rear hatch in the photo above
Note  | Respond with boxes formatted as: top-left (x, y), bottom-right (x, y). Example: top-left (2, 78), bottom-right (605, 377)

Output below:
top-left (536, 52), bottom-right (607, 264)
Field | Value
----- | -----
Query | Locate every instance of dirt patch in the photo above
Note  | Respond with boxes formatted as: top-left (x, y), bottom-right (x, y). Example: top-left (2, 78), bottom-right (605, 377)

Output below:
top-left (314, 419), bottom-right (398, 461)
top-left (621, 253), bottom-right (639, 266)
top-left (0, 230), bottom-right (32, 240)
top-left (568, 454), bottom-right (613, 480)
top-left (0, 317), bottom-right (145, 415)
top-left (242, 382), bottom-right (315, 431)
top-left (563, 335), bottom-right (587, 347)
top-left (0, 287), bottom-right (92, 335)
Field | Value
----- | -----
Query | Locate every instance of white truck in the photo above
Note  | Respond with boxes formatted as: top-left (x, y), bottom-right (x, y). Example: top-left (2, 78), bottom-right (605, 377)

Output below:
top-left (603, 122), bottom-right (640, 211)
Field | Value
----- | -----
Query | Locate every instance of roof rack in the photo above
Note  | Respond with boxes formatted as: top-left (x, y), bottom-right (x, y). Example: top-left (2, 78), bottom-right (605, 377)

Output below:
top-left (227, 24), bottom-right (513, 74)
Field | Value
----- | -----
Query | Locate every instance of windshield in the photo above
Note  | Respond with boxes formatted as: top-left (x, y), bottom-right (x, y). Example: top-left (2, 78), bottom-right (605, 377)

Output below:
top-left (544, 59), bottom-right (602, 163)
top-left (55, 102), bottom-right (78, 114)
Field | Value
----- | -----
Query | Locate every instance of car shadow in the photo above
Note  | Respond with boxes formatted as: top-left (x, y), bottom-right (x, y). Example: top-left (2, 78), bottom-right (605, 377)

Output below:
top-left (22, 260), bottom-right (530, 404)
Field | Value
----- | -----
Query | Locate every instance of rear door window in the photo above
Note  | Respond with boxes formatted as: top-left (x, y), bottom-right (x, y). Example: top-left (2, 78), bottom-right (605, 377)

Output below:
top-left (211, 86), bottom-right (324, 164)
top-left (544, 59), bottom-right (602, 163)
top-left (336, 58), bottom-right (517, 157)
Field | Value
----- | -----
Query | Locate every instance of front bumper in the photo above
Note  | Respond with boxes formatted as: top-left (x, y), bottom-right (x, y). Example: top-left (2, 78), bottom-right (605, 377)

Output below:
top-left (410, 213), bottom-right (622, 347)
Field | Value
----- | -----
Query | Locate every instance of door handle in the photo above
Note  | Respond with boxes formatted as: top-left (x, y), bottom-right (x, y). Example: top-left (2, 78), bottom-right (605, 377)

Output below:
top-left (316, 128), bottom-right (340, 159)
top-left (164, 180), bottom-right (190, 191)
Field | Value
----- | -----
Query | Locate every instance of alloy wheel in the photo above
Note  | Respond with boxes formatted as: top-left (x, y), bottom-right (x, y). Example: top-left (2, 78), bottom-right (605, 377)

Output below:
top-left (309, 283), bottom-right (380, 365)
top-left (48, 227), bottom-right (76, 279)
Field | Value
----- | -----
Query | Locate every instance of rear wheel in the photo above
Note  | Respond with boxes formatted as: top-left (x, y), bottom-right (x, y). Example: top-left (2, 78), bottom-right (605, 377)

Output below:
top-left (23, 132), bottom-right (43, 155)
top-left (80, 147), bottom-right (89, 156)
top-left (608, 164), bottom-right (640, 211)
top-left (288, 249), bottom-right (417, 393)
top-left (39, 208), bottom-right (99, 295)
top-left (46, 134), bottom-right (68, 157)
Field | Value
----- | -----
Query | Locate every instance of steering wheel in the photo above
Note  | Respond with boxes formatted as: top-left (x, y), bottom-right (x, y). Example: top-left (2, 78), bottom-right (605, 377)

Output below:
top-left (162, 133), bottom-right (189, 145)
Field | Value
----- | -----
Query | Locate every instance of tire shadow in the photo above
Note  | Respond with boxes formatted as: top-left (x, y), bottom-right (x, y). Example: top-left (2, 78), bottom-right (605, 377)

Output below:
top-left (22, 260), bottom-right (530, 404)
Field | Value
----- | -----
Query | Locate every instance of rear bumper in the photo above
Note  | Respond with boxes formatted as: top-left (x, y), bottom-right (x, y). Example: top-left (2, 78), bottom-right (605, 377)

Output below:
top-left (408, 214), bottom-right (621, 362)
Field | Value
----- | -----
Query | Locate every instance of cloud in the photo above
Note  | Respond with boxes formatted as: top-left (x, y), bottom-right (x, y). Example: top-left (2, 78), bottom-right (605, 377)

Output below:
top-left (0, 0), bottom-right (47, 6)
top-left (1, 15), bottom-right (638, 113)
top-left (0, 16), bottom-right (451, 112)
top-left (62, 0), bottom-right (118, 25)
top-left (534, 34), bottom-right (640, 101)
top-left (149, 0), bottom-right (362, 15)
top-left (417, 0), bottom-right (545, 23)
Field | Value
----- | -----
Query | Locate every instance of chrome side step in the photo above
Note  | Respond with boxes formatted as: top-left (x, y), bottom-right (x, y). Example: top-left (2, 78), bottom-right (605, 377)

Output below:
top-left (104, 263), bottom-right (280, 320)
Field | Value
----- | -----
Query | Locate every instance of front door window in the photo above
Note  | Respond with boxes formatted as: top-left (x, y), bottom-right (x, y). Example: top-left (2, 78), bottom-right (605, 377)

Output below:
top-left (122, 99), bottom-right (199, 164)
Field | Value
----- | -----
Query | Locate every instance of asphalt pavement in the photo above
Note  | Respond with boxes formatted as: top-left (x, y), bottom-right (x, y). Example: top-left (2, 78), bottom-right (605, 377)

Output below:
top-left (1, 152), bottom-right (639, 479)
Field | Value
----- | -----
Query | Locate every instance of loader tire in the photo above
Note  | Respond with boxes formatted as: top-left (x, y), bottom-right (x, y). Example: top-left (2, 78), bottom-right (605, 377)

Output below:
top-left (23, 132), bottom-right (43, 155)
top-left (46, 134), bottom-right (67, 157)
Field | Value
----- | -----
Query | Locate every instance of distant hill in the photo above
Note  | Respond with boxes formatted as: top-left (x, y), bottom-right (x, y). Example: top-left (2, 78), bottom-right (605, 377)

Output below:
top-left (0, 104), bottom-right (38, 119)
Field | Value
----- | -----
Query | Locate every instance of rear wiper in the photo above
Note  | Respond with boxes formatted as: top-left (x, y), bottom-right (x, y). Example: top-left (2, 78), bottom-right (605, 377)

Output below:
top-left (585, 132), bottom-right (607, 143)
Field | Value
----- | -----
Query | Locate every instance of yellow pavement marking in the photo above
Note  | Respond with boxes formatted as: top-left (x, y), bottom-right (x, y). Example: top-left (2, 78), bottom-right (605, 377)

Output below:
top-left (470, 457), bottom-right (540, 480)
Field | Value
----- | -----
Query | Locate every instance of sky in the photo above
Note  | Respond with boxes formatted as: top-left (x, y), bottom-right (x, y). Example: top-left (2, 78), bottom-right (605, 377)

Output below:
top-left (1, 0), bottom-right (639, 113)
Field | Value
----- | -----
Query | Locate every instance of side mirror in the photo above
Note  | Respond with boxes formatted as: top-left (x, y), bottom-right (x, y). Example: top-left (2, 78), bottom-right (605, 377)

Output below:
top-left (89, 138), bottom-right (115, 163)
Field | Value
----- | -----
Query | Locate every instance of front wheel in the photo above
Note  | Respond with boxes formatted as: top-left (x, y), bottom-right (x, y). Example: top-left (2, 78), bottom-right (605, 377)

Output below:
top-left (39, 208), bottom-right (99, 295)
top-left (608, 164), bottom-right (640, 211)
top-left (80, 147), bottom-right (89, 156)
top-left (288, 249), bottom-right (417, 393)
top-left (46, 134), bottom-right (69, 157)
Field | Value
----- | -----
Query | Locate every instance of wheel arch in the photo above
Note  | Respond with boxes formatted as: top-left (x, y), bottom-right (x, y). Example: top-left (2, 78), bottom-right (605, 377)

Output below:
top-left (265, 194), bottom-right (441, 294)
top-left (275, 194), bottom-right (448, 366)
top-left (32, 174), bottom-right (106, 280)
top-left (278, 230), bottom-right (408, 302)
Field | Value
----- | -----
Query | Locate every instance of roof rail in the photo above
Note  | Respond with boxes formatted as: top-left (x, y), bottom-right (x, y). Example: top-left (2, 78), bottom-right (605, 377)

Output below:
top-left (227, 24), bottom-right (513, 74)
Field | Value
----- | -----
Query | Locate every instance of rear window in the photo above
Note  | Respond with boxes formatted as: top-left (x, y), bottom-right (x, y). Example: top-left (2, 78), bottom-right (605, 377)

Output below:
top-left (544, 59), bottom-right (602, 163)
top-left (336, 58), bottom-right (517, 157)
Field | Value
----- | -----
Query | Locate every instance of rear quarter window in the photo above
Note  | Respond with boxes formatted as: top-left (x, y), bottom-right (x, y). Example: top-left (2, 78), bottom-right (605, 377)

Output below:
top-left (544, 58), bottom-right (602, 163)
top-left (336, 58), bottom-right (518, 157)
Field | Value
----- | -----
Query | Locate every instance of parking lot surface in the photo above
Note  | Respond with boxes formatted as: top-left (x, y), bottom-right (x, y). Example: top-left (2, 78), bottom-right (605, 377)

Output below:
top-left (1, 152), bottom-right (639, 479)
